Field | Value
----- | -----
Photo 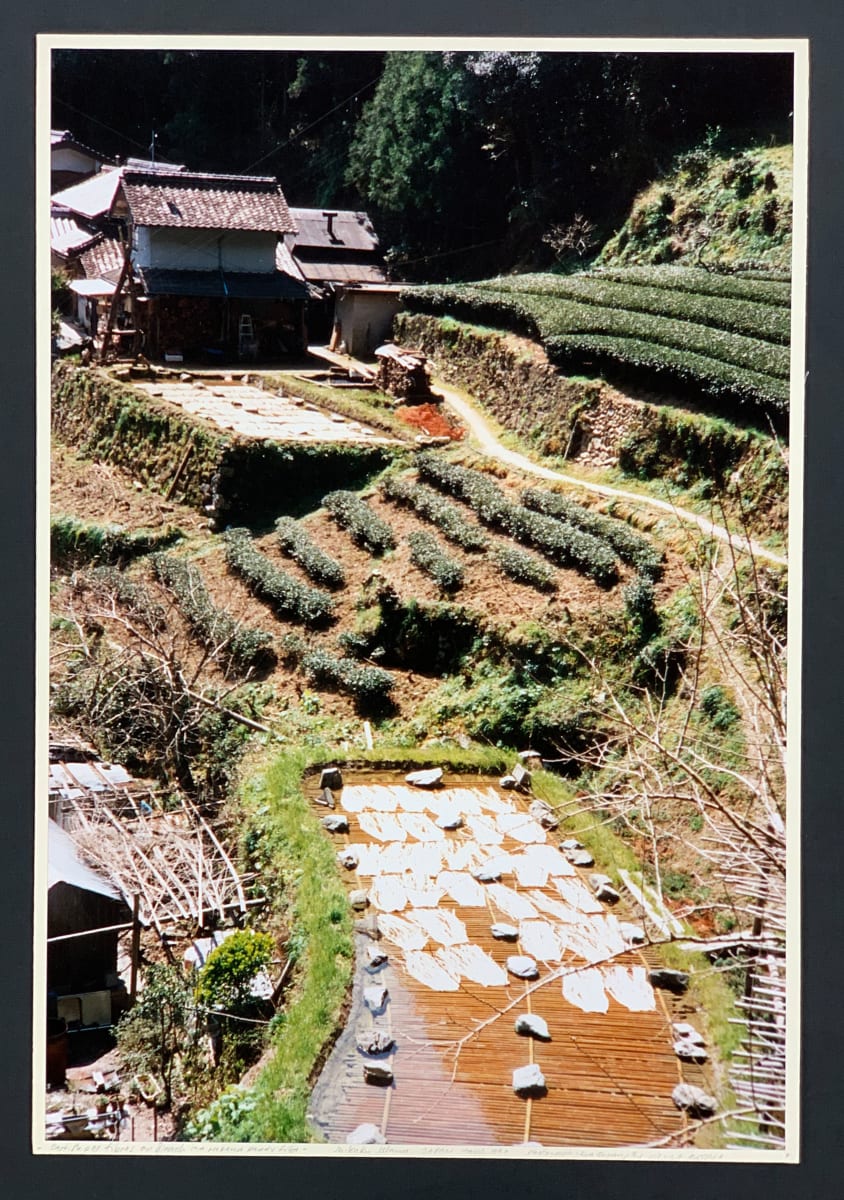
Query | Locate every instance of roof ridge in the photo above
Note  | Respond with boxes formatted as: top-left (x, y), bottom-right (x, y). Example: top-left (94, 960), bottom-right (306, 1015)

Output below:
top-left (123, 169), bottom-right (281, 187)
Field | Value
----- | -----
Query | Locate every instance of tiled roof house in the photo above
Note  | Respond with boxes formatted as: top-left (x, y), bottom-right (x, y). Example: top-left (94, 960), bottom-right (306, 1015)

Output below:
top-left (107, 169), bottom-right (308, 360)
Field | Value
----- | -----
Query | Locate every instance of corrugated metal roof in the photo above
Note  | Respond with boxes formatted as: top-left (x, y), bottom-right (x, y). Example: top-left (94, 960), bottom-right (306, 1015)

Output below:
top-left (51, 168), bottom-right (123, 220)
top-left (48, 819), bottom-right (122, 900)
top-left (137, 267), bottom-right (308, 300)
top-left (70, 279), bottom-right (116, 298)
top-left (121, 170), bottom-right (296, 234)
top-left (50, 215), bottom-right (100, 258)
top-left (49, 761), bottom-right (134, 794)
top-left (289, 208), bottom-right (380, 253)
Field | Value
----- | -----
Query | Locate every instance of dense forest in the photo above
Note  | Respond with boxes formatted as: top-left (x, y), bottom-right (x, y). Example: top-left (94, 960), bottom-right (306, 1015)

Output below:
top-left (53, 49), bottom-right (793, 279)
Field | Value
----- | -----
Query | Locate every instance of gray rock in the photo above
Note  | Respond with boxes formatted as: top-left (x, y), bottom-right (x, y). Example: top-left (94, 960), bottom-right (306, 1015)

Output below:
top-left (511, 763), bottom-right (532, 793)
top-left (565, 848), bottom-right (595, 868)
top-left (512, 1063), bottom-right (546, 1096)
top-left (405, 767), bottom-right (443, 787)
top-left (672, 1022), bottom-right (705, 1046)
top-left (506, 955), bottom-right (540, 980)
top-left (561, 838), bottom-right (584, 851)
top-left (363, 985), bottom-right (389, 1013)
top-left (514, 1013), bottom-right (551, 1041)
top-left (362, 1060), bottom-right (394, 1086)
top-left (473, 865), bottom-right (502, 883)
top-left (435, 810), bottom-right (463, 830)
top-left (320, 767), bottom-right (343, 791)
top-left (595, 883), bottom-right (620, 905)
top-left (346, 1123), bottom-right (385, 1145)
top-left (337, 849), bottom-right (359, 870)
top-left (349, 889), bottom-right (369, 911)
top-left (366, 945), bottom-right (389, 969)
top-left (673, 1040), bottom-right (709, 1064)
top-left (354, 914), bottom-right (381, 939)
top-left (491, 923), bottom-right (520, 941)
top-left (589, 873), bottom-right (613, 890)
top-left (519, 750), bottom-right (543, 764)
top-left (315, 787), bottom-right (335, 809)
top-left (649, 968), bottom-right (690, 995)
top-left (321, 814), bottom-right (349, 833)
top-left (619, 922), bottom-right (646, 945)
top-left (529, 800), bottom-right (558, 831)
top-left (356, 1030), bottom-right (395, 1056)
top-left (499, 775), bottom-right (517, 790)
top-left (672, 1083), bottom-right (717, 1118)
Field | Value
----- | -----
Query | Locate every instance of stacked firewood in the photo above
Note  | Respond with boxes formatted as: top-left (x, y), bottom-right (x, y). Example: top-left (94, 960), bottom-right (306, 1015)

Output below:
top-left (374, 343), bottom-right (433, 402)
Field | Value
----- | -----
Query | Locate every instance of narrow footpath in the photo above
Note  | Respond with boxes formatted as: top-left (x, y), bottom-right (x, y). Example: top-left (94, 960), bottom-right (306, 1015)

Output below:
top-left (304, 346), bottom-right (788, 569)
top-left (433, 382), bottom-right (788, 569)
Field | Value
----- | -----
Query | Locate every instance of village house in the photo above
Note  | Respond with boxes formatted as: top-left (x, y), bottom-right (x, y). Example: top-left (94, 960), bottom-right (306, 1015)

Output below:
top-left (108, 168), bottom-right (309, 362)
top-left (50, 129), bottom-right (115, 192)
top-left (51, 158), bottom-right (402, 360)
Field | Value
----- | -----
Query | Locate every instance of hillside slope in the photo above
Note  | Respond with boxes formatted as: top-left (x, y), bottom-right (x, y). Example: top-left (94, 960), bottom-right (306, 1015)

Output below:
top-left (597, 141), bottom-right (793, 272)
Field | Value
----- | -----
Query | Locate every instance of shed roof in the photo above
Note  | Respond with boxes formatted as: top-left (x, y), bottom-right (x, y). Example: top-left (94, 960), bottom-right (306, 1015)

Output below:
top-left (52, 168), bottom-right (123, 220)
top-left (294, 258), bottom-right (388, 286)
top-left (48, 819), bottom-right (122, 900)
top-left (289, 208), bottom-right (380, 253)
top-left (137, 267), bottom-right (308, 300)
top-left (120, 170), bottom-right (296, 234)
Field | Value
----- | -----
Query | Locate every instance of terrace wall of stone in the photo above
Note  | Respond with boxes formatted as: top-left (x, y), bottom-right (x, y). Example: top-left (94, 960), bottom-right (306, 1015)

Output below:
top-left (51, 362), bottom-right (400, 525)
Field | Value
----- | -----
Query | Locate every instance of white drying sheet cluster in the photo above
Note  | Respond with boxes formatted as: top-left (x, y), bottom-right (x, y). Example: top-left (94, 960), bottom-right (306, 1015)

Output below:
top-left (338, 785), bottom-right (656, 1013)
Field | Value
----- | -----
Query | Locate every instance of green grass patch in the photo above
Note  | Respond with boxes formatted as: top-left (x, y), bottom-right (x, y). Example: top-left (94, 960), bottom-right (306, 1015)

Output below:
top-left (51, 515), bottom-right (184, 568)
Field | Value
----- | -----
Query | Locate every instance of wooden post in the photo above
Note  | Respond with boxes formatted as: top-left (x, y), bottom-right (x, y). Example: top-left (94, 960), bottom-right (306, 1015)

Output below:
top-left (98, 240), bottom-right (133, 364)
top-left (129, 894), bottom-right (141, 1003)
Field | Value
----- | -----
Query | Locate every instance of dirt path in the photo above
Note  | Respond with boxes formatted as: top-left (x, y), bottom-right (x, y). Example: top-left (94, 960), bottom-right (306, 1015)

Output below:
top-left (433, 382), bottom-right (788, 569)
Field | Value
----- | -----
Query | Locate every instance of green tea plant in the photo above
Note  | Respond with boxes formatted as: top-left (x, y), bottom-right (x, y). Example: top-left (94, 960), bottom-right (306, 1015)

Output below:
top-left (274, 517), bottom-right (345, 590)
top-left (223, 529), bottom-right (335, 627)
top-left (322, 490), bottom-right (396, 555)
top-left (406, 529), bottom-right (464, 593)
top-left (492, 545), bottom-right (557, 592)
top-left (416, 453), bottom-right (618, 585)
top-left (301, 648), bottom-right (395, 708)
top-left (382, 474), bottom-right (488, 551)
top-left (403, 264), bottom-right (791, 411)
top-left (152, 553), bottom-right (275, 673)
top-left (522, 488), bottom-right (663, 579)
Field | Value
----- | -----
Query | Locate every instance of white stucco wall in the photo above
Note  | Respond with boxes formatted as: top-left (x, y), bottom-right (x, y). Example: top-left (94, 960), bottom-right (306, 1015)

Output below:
top-left (52, 146), bottom-right (99, 175)
top-left (335, 292), bottom-right (402, 356)
top-left (134, 227), bottom-right (278, 273)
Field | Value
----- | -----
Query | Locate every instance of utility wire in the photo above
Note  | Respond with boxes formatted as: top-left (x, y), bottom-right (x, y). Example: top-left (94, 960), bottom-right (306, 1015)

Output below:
top-left (52, 97), bottom-right (152, 155)
top-left (241, 73), bottom-right (382, 175)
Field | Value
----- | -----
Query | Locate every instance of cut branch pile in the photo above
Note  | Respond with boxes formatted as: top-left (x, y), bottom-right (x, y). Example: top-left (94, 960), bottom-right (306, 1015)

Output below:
top-left (62, 784), bottom-right (249, 936)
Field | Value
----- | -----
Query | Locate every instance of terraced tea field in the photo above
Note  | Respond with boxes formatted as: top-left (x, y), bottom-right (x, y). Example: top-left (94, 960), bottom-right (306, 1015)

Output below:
top-left (404, 265), bottom-right (791, 413)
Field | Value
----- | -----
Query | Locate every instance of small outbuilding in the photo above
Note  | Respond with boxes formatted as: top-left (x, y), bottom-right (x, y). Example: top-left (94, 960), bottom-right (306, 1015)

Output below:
top-left (47, 819), bottom-right (131, 1026)
top-left (332, 283), bottom-right (405, 358)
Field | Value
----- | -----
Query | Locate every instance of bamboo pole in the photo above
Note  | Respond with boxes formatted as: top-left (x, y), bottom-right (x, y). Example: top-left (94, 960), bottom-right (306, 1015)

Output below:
top-left (130, 894), bottom-right (141, 1003)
